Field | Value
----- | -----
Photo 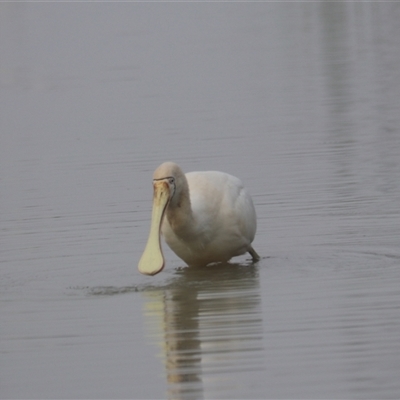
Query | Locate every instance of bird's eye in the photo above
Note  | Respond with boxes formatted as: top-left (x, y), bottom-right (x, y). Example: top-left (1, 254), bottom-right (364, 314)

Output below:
top-left (168, 177), bottom-right (175, 184)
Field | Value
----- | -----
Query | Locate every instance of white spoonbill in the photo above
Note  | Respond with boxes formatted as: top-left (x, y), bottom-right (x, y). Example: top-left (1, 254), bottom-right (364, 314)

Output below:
top-left (138, 162), bottom-right (259, 276)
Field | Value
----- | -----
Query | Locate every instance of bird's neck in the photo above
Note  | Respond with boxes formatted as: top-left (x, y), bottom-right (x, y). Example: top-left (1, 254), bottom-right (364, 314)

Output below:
top-left (166, 186), bottom-right (195, 237)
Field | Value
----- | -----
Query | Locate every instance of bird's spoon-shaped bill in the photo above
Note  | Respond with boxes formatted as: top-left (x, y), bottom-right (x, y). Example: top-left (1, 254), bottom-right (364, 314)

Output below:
top-left (138, 180), bottom-right (170, 276)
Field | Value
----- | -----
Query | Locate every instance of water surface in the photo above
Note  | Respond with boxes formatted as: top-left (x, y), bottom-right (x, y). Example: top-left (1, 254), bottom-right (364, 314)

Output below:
top-left (1, 3), bottom-right (400, 399)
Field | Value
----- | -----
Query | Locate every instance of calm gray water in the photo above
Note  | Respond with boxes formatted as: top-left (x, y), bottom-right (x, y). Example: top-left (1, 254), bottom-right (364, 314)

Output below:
top-left (1, 3), bottom-right (400, 399)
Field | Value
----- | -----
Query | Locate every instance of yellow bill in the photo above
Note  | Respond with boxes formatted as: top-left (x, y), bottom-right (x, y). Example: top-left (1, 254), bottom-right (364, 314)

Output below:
top-left (138, 180), bottom-right (171, 276)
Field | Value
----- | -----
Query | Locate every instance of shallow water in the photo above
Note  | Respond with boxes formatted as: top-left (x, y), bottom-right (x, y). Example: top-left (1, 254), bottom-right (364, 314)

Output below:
top-left (1, 3), bottom-right (400, 399)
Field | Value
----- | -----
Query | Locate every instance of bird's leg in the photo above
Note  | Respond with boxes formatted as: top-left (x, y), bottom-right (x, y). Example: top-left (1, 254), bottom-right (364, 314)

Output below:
top-left (248, 246), bottom-right (260, 262)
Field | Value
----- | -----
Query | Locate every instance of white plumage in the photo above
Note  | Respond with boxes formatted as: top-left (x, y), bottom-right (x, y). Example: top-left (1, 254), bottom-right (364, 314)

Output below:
top-left (138, 162), bottom-right (259, 275)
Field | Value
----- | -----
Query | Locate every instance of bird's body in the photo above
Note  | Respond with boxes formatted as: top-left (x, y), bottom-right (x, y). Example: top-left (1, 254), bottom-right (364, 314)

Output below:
top-left (138, 162), bottom-right (259, 275)
top-left (163, 170), bottom-right (257, 266)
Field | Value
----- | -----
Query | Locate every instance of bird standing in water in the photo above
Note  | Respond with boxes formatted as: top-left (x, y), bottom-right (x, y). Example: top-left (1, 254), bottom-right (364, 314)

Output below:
top-left (138, 162), bottom-right (259, 275)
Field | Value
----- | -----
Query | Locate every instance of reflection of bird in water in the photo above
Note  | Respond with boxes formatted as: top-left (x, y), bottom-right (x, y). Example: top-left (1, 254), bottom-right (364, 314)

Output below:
top-left (139, 162), bottom-right (260, 275)
top-left (142, 263), bottom-right (264, 400)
